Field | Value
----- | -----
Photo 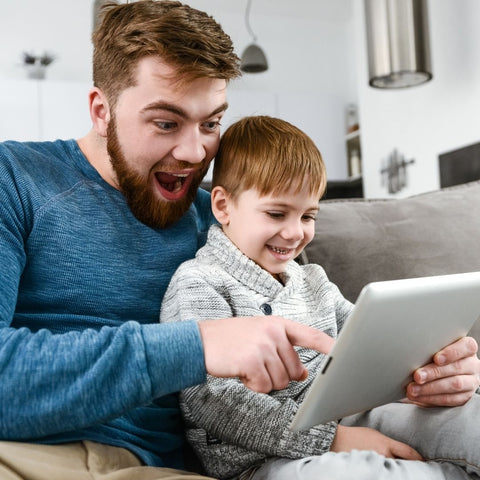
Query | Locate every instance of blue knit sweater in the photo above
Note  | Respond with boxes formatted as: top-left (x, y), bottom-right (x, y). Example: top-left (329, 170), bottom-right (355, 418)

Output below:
top-left (0, 139), bottom-right (214, 468)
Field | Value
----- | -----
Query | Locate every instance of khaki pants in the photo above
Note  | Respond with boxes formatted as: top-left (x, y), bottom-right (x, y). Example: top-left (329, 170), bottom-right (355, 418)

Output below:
top-left (0, 440), bottom-right (215, 480)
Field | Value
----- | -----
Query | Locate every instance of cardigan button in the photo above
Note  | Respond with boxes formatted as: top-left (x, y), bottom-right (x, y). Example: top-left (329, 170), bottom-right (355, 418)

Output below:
top-left (260, 303), bottom-right (272, 315)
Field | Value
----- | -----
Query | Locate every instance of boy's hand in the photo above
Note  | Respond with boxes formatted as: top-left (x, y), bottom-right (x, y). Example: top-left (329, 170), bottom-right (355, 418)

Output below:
top-left (198, 316), bottom-right (334, 393)
top-left (406, 336), bottom-right (480, 407)
top-left (330, 425), bottom-right (423, 460)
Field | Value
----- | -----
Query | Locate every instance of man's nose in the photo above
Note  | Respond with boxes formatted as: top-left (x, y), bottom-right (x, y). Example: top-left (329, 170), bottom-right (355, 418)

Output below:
top-left (172, 128), bottom-right (206, 164)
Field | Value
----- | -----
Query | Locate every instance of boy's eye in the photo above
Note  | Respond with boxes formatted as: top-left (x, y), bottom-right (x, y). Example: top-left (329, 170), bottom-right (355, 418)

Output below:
top-left (267, 211), bottom-right (284, 219)
top-left (302, 214), bottom-right (317, 222)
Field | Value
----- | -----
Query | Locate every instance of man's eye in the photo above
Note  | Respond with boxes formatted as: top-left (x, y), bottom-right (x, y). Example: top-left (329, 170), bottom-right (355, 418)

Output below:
top-left (203, 121), bottom-right (221, 132)
top-left (155, 121), bottom-right (177, 131)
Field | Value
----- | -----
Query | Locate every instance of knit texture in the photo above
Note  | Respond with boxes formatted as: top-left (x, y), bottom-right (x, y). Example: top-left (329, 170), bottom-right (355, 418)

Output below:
top-left (0, 139), bottom-right (215, 468)
top-left (161, 224), bottom-right (354, 479)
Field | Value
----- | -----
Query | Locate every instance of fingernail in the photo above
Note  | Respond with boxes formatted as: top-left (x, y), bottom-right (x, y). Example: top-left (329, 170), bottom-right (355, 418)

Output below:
top-left (417, 370), bottom-right (427, 383)
top-left (436, 354), bottom-right (446, 365)
top-left (411, 385), bottom-right (420, 396)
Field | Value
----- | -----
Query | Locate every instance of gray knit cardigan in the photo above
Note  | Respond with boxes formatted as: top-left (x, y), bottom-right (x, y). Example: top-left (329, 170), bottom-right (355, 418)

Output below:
top-left (160, 224), bottom-right (353, 479)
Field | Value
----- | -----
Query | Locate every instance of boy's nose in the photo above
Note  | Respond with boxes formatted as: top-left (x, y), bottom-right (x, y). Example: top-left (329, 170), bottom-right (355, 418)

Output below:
top-left (281, 220), bottom-right (304, 242)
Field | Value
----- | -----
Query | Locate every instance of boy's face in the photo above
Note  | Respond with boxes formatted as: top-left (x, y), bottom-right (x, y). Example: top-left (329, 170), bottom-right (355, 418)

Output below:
top-left (221, 185), bottom-right (319, 278)
top-left (105, 57), bottom-right (228, 228)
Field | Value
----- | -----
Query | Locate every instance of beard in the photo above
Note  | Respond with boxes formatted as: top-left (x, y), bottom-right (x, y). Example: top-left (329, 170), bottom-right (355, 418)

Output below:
top-left (106, 116), bottom-right (209, 229)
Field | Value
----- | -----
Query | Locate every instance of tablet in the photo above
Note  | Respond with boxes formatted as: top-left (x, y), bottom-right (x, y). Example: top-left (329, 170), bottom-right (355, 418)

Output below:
top-left (290, 271), bottom-right (480, 431)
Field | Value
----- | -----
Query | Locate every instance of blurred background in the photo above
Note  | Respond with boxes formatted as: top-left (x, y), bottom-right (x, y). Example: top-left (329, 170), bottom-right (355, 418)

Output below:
top-left (1, 0), bottom-right (480, 198)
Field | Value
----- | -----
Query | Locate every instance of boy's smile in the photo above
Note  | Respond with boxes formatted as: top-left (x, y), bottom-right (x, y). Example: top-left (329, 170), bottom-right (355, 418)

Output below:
top-left (267, 245), bottom-right (297, 259)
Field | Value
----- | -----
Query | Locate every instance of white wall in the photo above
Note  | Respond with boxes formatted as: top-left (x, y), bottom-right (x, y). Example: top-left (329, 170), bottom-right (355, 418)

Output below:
top-left (0, 0), bottom-right (357, 181)
top-left (189, 0), bottom-right (356, 181)
top-left (1, 1), bottom-right (93, 82)
top-left (0, 79), bottom-right (91, 142)
top-left (353, 0), bottom-right (480, 198)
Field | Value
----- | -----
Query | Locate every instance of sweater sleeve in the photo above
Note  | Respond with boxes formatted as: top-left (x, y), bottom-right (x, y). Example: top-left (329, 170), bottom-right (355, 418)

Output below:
top-left (161, 263), bottom-right (338, 461)
top-left (0, 157), bottom-right (206, 440)
top-left (182, 378), bottom-right (337, 459)
top-left (0, 321), bottom-right (205, 439)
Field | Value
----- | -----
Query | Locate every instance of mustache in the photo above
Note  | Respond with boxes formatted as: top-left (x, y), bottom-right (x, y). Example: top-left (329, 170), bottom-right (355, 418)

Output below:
top-left (154, 160), bottom-right (210, 173)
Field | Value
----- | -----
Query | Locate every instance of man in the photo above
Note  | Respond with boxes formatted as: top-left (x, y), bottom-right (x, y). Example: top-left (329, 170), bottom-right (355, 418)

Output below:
top-left (0, 1), bottom-right (478, 479)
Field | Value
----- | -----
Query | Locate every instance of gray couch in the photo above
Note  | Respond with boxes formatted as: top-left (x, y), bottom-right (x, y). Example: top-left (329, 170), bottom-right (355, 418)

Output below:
top-left (301, 179), bottom-right (480, 343)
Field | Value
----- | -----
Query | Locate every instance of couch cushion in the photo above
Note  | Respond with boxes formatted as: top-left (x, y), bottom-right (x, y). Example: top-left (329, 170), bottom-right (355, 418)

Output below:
top-left (302, 180), bottom-right (480, 341)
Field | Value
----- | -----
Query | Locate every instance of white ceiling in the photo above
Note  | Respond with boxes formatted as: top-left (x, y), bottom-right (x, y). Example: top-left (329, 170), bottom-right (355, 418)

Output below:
top-left (188, 0), bottom-right (353, 22)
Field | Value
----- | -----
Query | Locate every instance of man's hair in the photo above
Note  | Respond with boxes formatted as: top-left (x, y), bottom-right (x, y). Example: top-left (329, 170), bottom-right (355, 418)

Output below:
top-left (213, 116), bottom-right (327, 200)
top-left (92, 0), bottom-right (240, 107)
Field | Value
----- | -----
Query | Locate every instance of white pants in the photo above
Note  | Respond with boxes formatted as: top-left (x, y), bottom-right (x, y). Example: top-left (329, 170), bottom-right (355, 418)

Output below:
top-left (253, 395), bottom-right (480, 480)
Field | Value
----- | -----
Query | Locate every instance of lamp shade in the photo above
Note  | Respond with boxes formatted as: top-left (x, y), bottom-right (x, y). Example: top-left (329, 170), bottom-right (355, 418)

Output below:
top-left (364, 0), bottom-right (432, 88)
top-left (240, 43), bottom-right (268, 73)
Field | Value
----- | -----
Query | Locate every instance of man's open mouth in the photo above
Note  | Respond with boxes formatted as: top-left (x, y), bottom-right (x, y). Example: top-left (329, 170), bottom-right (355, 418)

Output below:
top-left (155, 172), bottom-right (192, 200)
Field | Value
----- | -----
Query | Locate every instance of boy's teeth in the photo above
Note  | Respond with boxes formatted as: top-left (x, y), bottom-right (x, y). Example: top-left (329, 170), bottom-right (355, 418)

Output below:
top-left (271, 246), bottom-right (288, 254)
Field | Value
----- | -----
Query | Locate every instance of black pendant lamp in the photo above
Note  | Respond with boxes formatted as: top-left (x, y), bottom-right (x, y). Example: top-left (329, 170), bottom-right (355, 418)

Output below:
top-left (240, 0), bottom-right (268, 73)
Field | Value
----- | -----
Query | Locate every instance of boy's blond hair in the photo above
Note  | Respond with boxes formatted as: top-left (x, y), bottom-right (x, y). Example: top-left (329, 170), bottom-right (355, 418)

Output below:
top-left (213, 116), bottom-right (327, 200)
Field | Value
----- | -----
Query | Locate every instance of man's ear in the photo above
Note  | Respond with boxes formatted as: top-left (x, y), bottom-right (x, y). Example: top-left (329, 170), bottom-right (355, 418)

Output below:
top-left (88, 87), bottom-right (111, 137)
top-left (211, 186), bottom-right (231, 225)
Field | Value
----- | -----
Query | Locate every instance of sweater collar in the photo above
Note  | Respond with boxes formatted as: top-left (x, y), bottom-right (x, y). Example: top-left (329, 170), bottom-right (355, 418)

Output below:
top-left (198, 224), bottom-right (303, 298)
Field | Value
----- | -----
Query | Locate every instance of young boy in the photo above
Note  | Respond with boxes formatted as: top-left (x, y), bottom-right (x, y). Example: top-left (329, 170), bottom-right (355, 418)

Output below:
top-left (160, 116), bottom-right (480, 480)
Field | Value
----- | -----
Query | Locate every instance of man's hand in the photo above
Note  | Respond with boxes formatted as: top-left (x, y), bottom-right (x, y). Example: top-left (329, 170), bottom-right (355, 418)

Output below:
top-left (406, 336), bottom-right (480, 406)
top-left (198, 316), bottom-right (334, 393)
top-left (330, 425), bottom-right (423, 460)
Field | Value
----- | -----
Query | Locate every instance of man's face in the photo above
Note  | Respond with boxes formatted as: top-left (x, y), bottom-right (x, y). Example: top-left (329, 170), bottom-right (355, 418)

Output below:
top-left (106, 57), bottom-right (228, 228)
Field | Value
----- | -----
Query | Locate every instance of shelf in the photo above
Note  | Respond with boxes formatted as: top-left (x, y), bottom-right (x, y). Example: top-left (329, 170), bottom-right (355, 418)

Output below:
top-left (323, 176), bottom-right (363, 199)
top-left (346, 129), bottom-right (360, 141)
top-left (346, 131), bottom-right (362, 178)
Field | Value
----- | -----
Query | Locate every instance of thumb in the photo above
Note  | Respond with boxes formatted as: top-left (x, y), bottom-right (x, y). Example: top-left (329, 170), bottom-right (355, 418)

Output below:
top-left (284, 321), bottom-right (335, 354)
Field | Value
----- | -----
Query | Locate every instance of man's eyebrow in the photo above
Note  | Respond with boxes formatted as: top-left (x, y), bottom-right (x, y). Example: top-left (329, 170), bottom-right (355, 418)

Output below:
top-left (210, 102), bottom-right (229, 116)
top-left (140, 101), bottom-right (229, 119)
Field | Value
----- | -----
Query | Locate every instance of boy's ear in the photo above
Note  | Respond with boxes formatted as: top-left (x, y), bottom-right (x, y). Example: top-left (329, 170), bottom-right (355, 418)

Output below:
top-left (211, 186), bottom-right (231, 225)
top-left (88, 87), bottom-right (111, 137)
